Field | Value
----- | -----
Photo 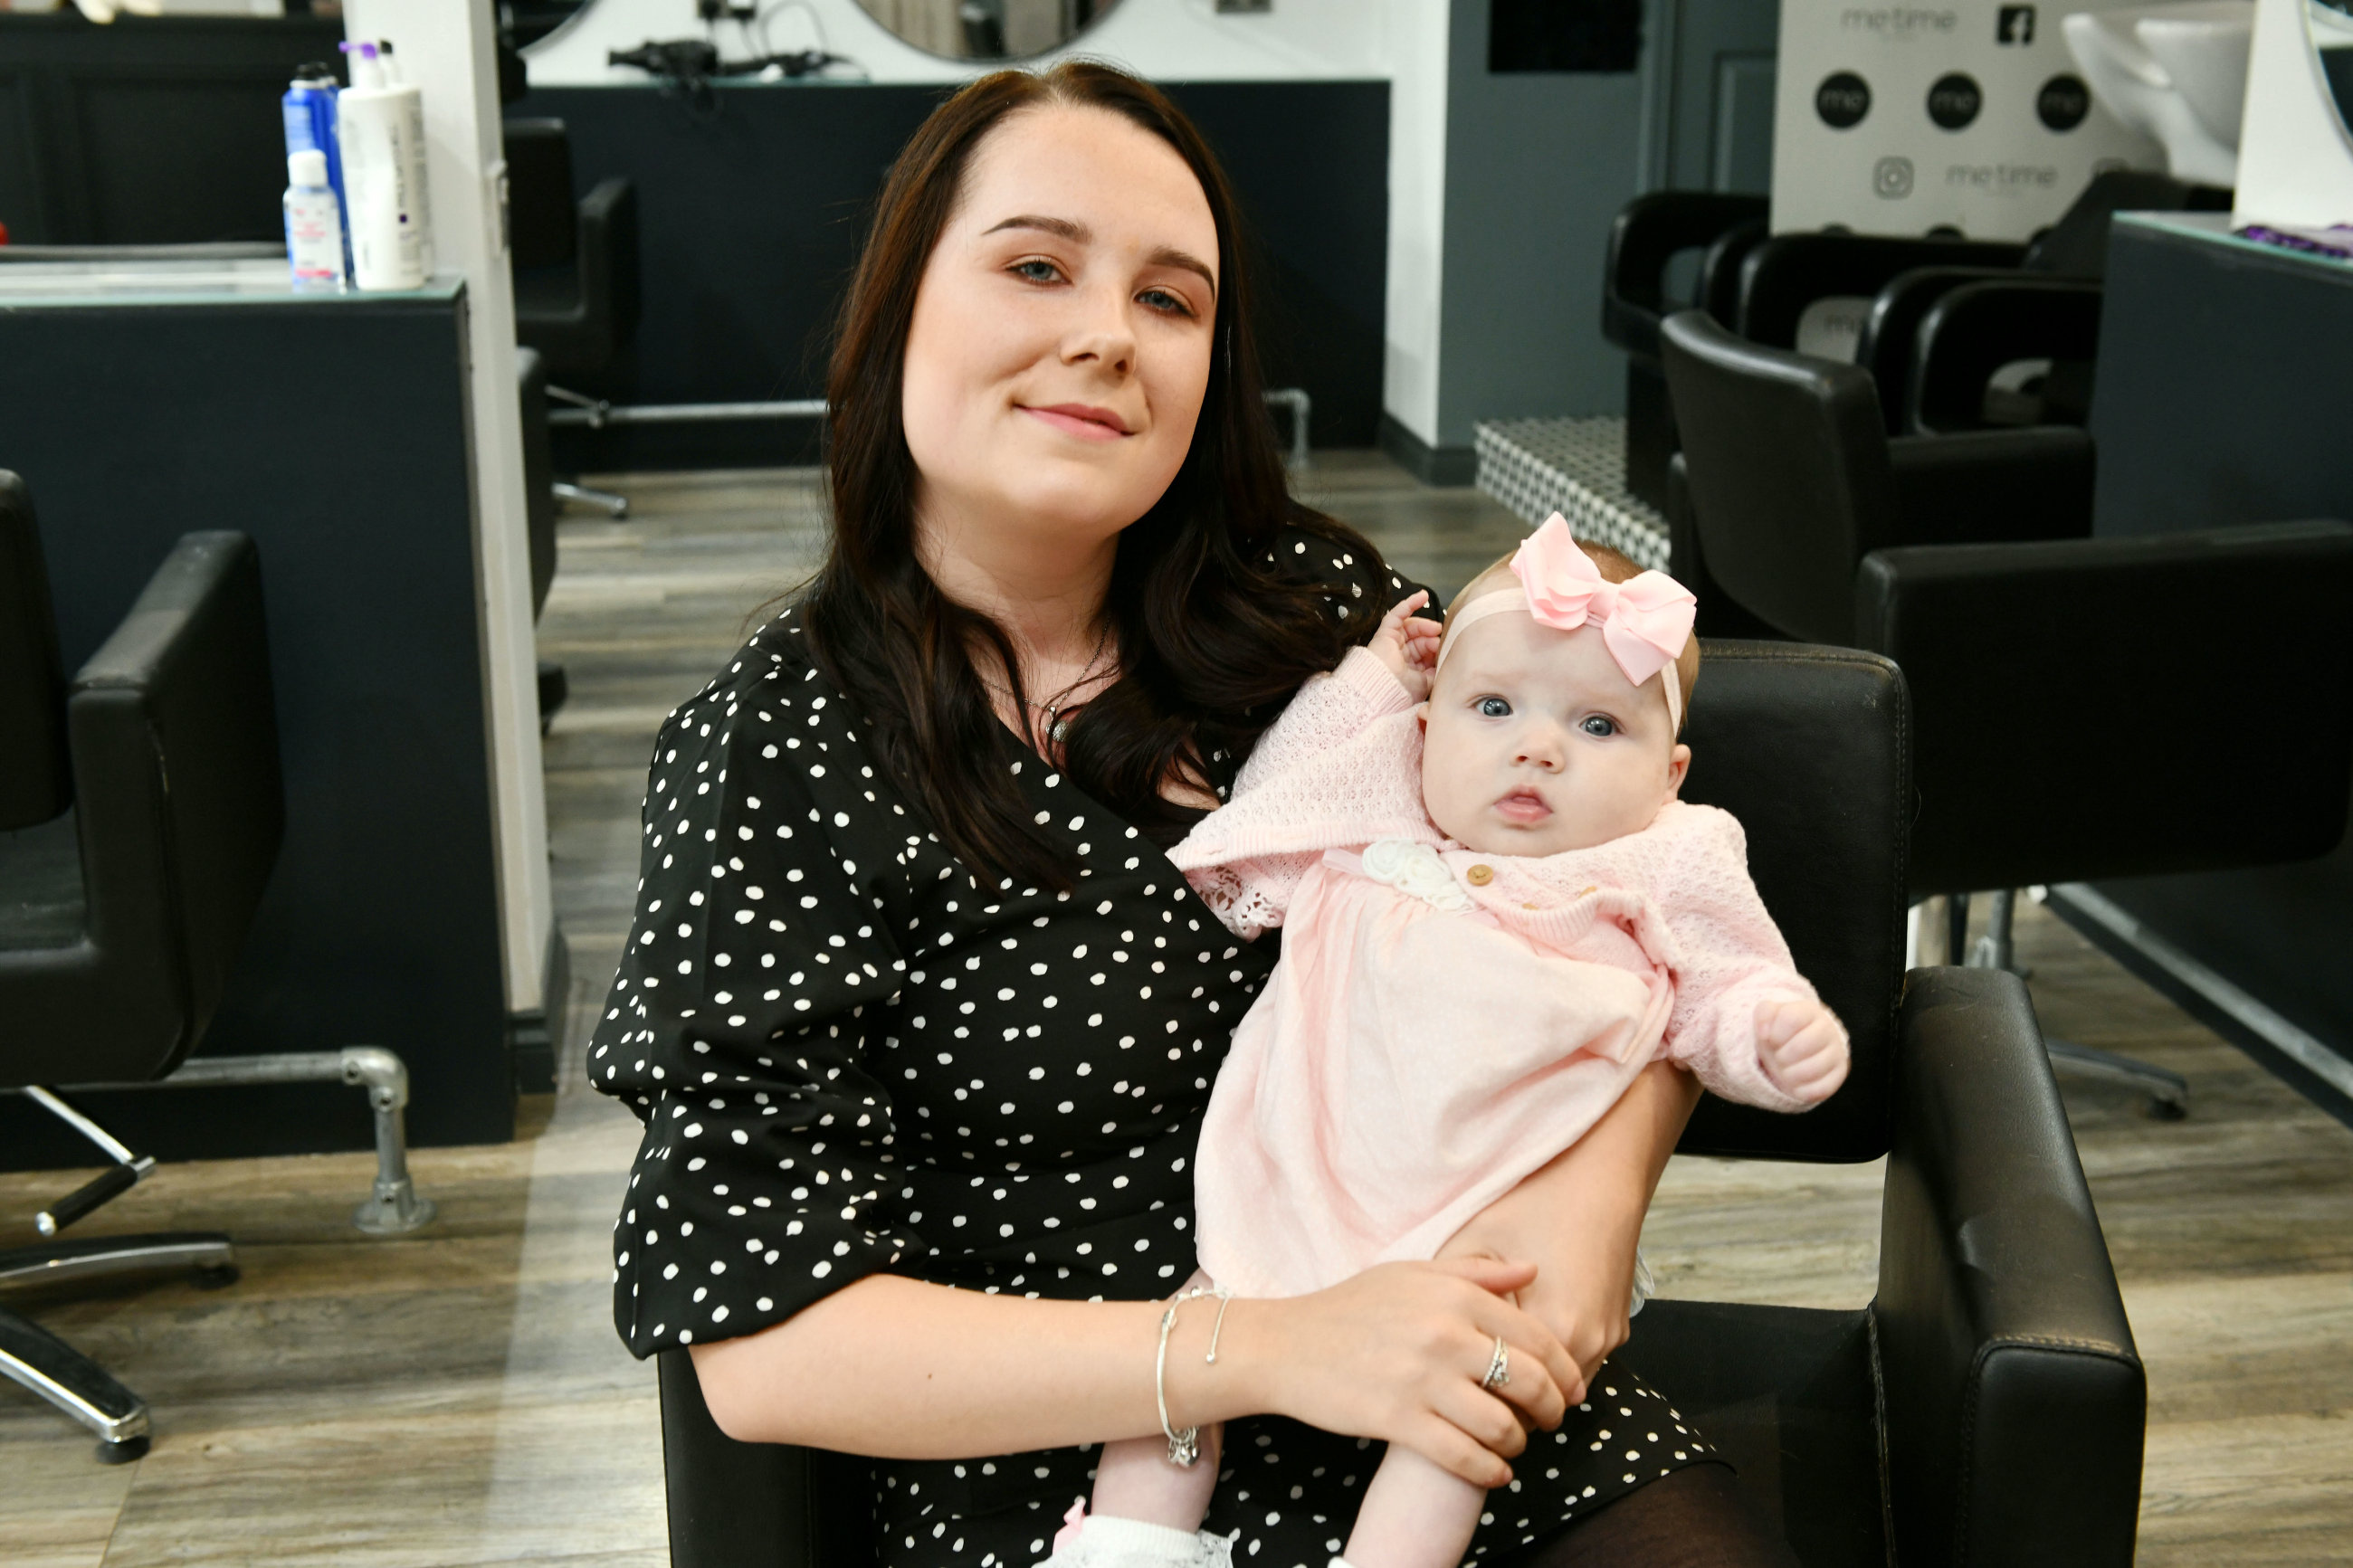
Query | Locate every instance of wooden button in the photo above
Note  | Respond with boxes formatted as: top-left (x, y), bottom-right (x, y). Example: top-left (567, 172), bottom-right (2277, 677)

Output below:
top-left (1465, 864), bottom-right (1494, 886)
top-left (1523, 901), bottom-right (1540, 910)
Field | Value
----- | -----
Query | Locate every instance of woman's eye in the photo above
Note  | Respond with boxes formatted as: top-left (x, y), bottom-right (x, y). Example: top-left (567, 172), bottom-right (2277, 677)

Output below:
top-left (1476, 697), bottom-right (1511, 718)
top-left (1580, 716), bottom-right (1618, 737)
top-left (1138, 287), bottom-right (1193, 317)
top-left (1011, 259), bottom-right (1062, 284)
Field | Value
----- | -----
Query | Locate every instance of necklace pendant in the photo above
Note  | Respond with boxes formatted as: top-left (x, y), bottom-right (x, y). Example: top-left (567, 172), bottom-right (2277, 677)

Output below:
top-left (1046, 709), bottom-right (1069, 746)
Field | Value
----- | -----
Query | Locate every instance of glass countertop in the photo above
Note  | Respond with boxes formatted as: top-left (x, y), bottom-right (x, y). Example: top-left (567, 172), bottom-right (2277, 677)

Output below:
top-left (0, 256), bottom-right (462, 309)
top-left (2117, 210), bottom-right (2353, 276)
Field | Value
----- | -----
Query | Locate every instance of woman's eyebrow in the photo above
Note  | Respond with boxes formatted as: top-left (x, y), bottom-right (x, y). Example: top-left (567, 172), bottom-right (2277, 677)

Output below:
top-left (982, 214), bottom-right (1216, 299)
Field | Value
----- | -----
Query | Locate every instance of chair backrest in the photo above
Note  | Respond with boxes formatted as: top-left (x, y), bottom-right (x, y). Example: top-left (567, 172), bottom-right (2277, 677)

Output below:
top-left (1677, 642), bottom-right (1910, 1163)
top-left (504, 117), bottom-right (579, 271)
top-left (0, 473), bottom-right (71, 830)
top-left (2021, 168), bottom-right (2233, 278)
top-left (1735, 233), bottom-right (2027, 349)
top-left (1660, 310), bottom-right (1896, 644)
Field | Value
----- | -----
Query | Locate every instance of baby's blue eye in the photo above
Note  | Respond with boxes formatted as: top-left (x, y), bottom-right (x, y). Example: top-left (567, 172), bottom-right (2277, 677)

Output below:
top-left (1580, 715), bottom-right (1618, 737)
top-left (1476, 697), bottom-right (1511, 718)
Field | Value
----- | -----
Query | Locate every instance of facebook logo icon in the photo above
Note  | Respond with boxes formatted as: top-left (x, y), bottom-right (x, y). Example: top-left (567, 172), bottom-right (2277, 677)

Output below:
top-left (1998, 5), bottom-right (2036, 43)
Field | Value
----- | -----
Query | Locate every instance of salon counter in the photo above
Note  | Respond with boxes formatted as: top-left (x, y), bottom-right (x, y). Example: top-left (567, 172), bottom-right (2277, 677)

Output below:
top-left (2072, 213), bottom-right (2353, 1120)
top-left (0, 261), bottom-right (543, 1165)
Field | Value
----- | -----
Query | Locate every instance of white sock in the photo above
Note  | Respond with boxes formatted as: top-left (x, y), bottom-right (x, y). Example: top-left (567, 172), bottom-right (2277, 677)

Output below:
top-left (1040, 1516), bottom-right (1215, 1568)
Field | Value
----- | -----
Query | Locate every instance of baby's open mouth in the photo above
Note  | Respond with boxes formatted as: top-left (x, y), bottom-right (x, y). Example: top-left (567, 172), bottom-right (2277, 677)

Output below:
top-left (1493, 789), bottom-right (1551, 823)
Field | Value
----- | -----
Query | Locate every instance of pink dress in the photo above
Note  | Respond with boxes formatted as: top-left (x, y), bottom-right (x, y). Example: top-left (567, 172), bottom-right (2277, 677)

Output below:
top-left (1169, 649), bottom-right (1844, 1299)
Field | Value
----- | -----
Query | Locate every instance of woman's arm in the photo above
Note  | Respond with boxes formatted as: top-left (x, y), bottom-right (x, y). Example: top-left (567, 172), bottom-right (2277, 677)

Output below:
top-left (1443, 1060), bottom-right (1701, 1392)
top-left (690, 1254), bottom-right (1583, 1489)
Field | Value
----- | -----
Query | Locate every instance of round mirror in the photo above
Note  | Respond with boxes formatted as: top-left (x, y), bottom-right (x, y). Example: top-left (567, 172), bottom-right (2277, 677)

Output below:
top-left (2311, 0), bottom-right (2353, 148)
top-left (854, 0), bottom-right (1124, 62)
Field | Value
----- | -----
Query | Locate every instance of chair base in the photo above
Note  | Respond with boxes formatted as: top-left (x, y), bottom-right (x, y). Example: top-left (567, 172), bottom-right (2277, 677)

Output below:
top-left (1948, 889), bottom-right (2191, 1117)
top-left (0, 1231), bottom-right (236, 1462)
top-left (553, 480), bottom-right (629, 518)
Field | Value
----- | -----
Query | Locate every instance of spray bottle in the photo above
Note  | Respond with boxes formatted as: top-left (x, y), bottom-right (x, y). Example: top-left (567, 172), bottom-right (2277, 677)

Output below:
top-left (284, 150), bottom-right (346, 290)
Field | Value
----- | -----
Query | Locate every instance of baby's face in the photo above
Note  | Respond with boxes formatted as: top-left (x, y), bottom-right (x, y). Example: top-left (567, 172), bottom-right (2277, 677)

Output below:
top-left (1418, 605), bottom-right (1691, 857)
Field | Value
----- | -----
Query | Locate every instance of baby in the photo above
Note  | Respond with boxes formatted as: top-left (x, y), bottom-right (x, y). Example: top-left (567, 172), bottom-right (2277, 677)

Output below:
top-left (1046, 516), bottom-right (1848, 1568)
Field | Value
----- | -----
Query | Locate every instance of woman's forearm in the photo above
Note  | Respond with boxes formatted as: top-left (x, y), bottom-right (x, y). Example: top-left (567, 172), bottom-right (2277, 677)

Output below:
top-left (691, 1274), bottom-right (1227, 1454)
top-left (1525, 1057), bottom-right (1700, 1252)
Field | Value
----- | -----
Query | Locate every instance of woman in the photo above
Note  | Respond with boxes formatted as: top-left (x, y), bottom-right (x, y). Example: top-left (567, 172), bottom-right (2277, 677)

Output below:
top-left (592, 62), bottom-right (1792, 1568)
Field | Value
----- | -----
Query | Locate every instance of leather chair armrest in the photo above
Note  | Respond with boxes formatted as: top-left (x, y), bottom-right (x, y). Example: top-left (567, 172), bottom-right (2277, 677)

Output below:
top-left (1876, 966), bottom-right (2144, 1567)
top-left (1855, 266), bottom-right (2015, 431)
top-left (1908, 279), bottom-right (2104, 435)
top-left (66, 531), bottom-right (282, 1075)
top-left (1854, 520), bottom-right (2353, 894)
top-left (1603, 192), bottom-right (1768, 355)
top-left (658, 1351), bottom-right (876, 1568)
top-left (575, 176), bottom-right (641, 359)
top-left (1884, 428), bottom-right (2094, 547)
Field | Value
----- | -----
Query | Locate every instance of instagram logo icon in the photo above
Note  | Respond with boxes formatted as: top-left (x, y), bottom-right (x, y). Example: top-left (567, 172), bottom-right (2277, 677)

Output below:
top-left (1873, 156), bottom-right (1916, 198)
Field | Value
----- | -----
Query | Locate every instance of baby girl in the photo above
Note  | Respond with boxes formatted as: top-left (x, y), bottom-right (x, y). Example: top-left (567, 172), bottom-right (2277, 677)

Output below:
top-left (1045, 516), bottom-right (1849, 1568)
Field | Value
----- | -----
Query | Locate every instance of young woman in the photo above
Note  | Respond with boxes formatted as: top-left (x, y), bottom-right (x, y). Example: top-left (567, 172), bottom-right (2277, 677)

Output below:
top-left (591, 62), bottom-right (1793, 1568)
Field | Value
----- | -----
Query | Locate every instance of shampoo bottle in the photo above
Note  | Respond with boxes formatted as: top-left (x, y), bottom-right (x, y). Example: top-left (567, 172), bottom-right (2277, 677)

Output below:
top-left (337, 40), bottom-right (432, 291)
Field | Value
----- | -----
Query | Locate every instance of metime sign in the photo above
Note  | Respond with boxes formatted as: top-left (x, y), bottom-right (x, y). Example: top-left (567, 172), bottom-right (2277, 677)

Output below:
top-left (1769, 0), bottom-right (2164, 239)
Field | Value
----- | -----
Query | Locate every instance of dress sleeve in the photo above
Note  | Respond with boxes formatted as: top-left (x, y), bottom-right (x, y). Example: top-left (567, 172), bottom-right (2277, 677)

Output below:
top-left (1653, 807), bottom-right (1848, 1115)
top-left (590, 685), bottom-right (919, 1357)
top-left (1169, 649), bottom-right (1428, 938)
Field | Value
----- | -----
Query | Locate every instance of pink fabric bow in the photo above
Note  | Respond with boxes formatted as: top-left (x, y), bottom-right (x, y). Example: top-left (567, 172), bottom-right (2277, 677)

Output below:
top-left (1510, 514), bottom-right (1697, 692)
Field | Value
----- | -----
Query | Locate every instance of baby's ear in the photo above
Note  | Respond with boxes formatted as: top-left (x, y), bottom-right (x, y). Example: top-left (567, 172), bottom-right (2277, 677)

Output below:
top-left (1663, 742), bottom-right (1691, 799)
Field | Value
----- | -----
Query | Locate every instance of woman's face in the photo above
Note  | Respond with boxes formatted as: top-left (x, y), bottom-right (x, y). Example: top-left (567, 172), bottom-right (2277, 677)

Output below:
top-left (901, 104), bottom-right (1221, 558)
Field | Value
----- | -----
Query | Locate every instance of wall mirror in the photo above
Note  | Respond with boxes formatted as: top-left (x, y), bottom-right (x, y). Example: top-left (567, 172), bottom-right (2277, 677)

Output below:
top-left (2311, 0), bottom-right (2353, 147)
top-left (854, 0), bottom-right (1122, 62)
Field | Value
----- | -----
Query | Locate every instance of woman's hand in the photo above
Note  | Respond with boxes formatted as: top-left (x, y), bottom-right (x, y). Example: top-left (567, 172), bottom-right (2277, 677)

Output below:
top-left (1442, 1060), bottom-right (1702, 1392)
top-left (1198, 1256), bottom-right (1579, 1490)
top-left (1367, 591), bottom-right (1443, 700)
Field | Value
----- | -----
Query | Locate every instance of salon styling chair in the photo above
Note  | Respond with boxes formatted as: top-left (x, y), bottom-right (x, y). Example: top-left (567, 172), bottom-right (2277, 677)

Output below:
top-left (1601, 192), bottom-right (1769, 508)
top-left (517, 346), bottom-right (567, 727)
top-left (1659, 310), bottom-right (2353, 1116)
top-left (650, 643), bottom-right (2148, 1567)
top-left (504, 116), bottom-right (641, 519)
top-left (0, 474), bottom-right (432, 1461)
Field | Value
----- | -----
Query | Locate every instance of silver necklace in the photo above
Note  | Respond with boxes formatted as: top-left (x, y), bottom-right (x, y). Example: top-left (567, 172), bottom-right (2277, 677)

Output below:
top-left (983, 620), bottom-right (1115, 746)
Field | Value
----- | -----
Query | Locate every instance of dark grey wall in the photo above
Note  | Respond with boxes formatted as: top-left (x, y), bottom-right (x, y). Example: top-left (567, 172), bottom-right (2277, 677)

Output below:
top-left (1432, 0), bottom-right (1647, 449)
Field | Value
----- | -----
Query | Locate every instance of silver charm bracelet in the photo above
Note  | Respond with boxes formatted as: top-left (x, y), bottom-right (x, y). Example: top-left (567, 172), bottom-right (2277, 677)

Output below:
top-left (1156, 1282), bottom-right (1234, 1466)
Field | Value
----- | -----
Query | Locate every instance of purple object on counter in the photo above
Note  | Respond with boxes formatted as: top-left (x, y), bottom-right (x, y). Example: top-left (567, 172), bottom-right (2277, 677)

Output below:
top-left (2233, 223), bottom-right (2353, 261)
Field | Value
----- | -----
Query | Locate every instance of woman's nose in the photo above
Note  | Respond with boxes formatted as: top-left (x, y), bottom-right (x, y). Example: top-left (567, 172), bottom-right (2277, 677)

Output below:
top-left (1062, 284), bottom-right (1137, 373)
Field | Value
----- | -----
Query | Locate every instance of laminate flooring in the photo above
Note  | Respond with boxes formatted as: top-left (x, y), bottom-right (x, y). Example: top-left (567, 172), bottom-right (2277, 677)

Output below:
top-left (5, 451), bottom-right (2348, 1564)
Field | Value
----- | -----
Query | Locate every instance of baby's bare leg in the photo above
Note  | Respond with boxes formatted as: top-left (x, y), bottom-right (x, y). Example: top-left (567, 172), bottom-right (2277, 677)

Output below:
top-left (1336, 1231), bottom-right (1518, 1568)
top-left (1087, 1271), bottom-right (1224, 1532)
top-left (1341, 1441), bottom-right (1489, 1568)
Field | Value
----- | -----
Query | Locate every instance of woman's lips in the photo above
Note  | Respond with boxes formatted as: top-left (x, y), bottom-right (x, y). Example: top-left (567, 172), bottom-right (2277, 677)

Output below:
top-left (1493, 790), bottom-right (1551, 823)
top-left (1023, 404), bottom-right (1131, 441)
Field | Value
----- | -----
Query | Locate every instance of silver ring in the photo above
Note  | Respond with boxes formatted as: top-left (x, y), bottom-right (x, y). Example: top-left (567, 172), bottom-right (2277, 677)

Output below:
top-left (1481, 1335), bottom-right (1510, 1391)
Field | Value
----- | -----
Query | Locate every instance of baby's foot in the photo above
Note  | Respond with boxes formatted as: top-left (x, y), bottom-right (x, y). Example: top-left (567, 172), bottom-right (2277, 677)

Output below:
top-left (1035, 1505), bottom-right (1235, 1568)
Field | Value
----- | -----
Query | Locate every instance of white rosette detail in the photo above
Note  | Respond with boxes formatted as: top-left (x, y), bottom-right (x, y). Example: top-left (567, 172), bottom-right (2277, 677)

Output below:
top-left (1358, 838), bottom-right (1473, 913)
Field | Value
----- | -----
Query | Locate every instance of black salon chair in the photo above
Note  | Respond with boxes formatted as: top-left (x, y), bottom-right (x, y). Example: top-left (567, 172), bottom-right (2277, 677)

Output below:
top-left (505, 116), bottom-right (640, 519)
top-left (516, 346), bottom-right (567, 727)
top-left (1601, 192), bottom-right (1769, 508)
top-left (0, 473), bottom-right (282, 1461)
top-left (1660, 309), bottom-right (2353, 1113)
top-left (1863, 173), bottom-right (2230, 433)
top-left (648, 641), bottom-right (2148, 1568)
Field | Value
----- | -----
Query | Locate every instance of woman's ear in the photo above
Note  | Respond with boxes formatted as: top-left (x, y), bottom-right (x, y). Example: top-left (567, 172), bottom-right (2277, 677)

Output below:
top-left (1663, 743), bottom-right (1691, 800)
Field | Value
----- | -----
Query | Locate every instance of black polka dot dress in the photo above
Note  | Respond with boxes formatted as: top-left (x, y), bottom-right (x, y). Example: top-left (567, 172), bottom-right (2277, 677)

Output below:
top-left (590, 530), bottom-right (1720, 1567)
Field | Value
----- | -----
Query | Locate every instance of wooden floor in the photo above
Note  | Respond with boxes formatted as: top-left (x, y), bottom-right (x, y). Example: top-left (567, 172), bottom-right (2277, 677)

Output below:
top-left (5, 451), bottom-right (2350, 1564)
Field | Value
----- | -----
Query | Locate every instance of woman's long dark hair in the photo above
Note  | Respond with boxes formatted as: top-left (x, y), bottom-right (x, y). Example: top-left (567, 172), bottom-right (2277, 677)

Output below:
top-left (805, 61), bottom-right (1387, 890)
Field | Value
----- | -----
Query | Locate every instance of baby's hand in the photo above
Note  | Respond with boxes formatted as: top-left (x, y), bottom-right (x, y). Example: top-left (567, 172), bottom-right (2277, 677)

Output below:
top-left (1369, 591), bottom-right (1443, 700)
top-left (1755, 995), bottom-right (1849, 1103)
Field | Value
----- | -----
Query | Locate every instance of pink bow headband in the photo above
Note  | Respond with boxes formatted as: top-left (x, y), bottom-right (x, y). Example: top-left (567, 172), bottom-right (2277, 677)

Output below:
top-left (1434, 514), bottom-right (1699, 730)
